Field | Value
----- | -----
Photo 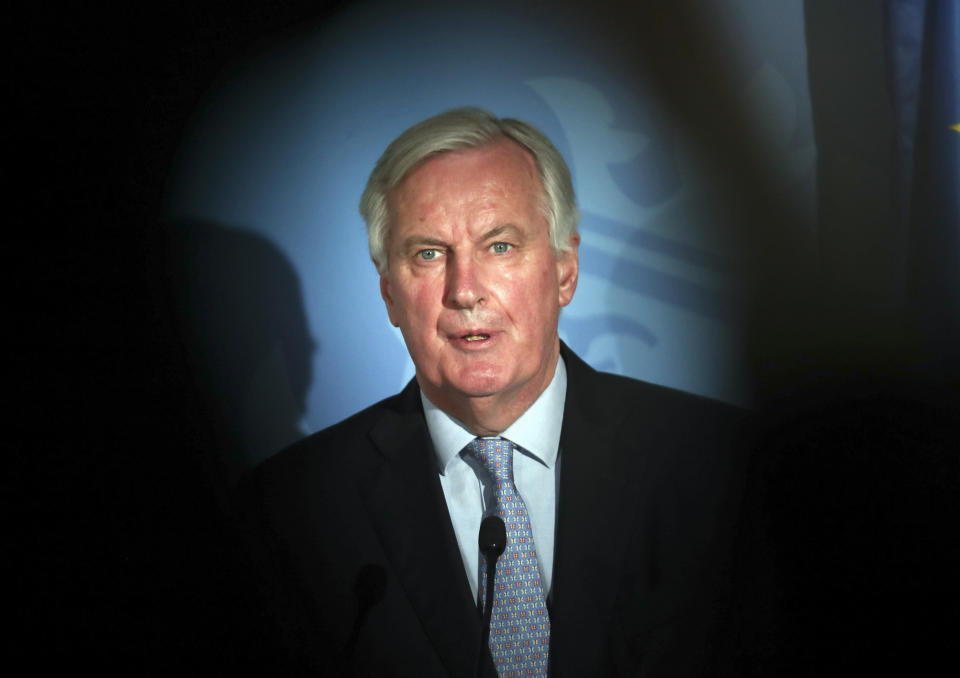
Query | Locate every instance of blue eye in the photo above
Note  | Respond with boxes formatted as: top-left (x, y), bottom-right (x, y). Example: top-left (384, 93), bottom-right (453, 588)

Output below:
top-left (491, 242), bottom-right (512, 254)
top-left (418, 249), bottom-right (439, 260)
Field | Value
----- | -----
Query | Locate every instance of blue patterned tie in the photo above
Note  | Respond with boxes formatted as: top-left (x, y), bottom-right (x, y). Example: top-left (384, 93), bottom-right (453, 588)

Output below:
top-left (467, 437), bottom-right (550, 677)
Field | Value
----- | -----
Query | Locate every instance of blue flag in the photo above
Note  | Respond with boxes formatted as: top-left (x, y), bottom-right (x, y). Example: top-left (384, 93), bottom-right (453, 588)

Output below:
top-left (886, 0), bottom-right (960, 368)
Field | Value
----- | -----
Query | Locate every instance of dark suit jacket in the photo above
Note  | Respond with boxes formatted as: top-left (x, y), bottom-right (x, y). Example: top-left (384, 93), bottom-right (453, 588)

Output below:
top-left (242, 344), bottom-right (752, 677)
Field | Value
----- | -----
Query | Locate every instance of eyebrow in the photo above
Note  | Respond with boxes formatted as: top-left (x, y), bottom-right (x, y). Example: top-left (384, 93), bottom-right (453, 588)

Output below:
top-left (400, 235), bottom-right (449, 254)
top-left (480, 224), bottom-right (522, 241)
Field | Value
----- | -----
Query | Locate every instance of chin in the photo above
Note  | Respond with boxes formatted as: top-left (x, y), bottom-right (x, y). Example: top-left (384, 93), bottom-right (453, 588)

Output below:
top-left (437, 361), bottom-right (516, 398)
top-left (447, 374), bottom-right (509, 399)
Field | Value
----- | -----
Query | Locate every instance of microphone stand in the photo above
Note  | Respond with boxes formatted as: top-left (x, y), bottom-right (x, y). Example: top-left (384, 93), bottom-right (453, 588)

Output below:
top-left (477, 516), bottom-right (507, 677)
top-left (481, 548), bottom-right (498, 652)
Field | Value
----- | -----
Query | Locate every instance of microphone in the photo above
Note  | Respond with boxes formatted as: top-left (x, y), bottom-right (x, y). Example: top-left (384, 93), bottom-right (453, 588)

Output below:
top-left (341, 563), bottom-right (387, 676)
top-left (479, 515), bottom-right (507, 561)
top-left (478, 516), bottom-right (507, 672)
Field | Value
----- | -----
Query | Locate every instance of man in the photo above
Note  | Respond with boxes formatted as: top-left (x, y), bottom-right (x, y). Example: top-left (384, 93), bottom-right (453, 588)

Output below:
top-left (243, 108), bottom-right (751, 677)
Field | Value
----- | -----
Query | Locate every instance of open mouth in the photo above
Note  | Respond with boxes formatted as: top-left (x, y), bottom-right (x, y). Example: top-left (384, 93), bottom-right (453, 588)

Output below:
top-left (462, 334), bottom-right (490, 342)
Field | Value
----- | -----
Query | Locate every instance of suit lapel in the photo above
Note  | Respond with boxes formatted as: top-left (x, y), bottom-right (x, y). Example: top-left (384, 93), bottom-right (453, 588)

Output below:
top-left (360, 381), bottom-right (485, 678)
top-left (357, 349), bottom-right (645, 676)
top-left (550, 346), bottom-right (646, 675)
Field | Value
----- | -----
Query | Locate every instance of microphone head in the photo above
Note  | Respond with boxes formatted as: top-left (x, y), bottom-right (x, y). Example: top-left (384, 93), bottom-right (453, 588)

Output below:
top-left (479, 516), bottom-right (507, 558)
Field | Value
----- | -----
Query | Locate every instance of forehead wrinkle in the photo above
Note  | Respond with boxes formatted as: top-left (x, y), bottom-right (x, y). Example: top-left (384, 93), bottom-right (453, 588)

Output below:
top-left (387, 139), bottom-right (544, 245)
top-left (406, 191), bottom-right (503, 234)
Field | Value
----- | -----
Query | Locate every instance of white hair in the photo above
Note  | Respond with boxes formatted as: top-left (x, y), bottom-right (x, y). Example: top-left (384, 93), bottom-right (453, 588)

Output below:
top-left (359, 107), bottom-right (579, 273)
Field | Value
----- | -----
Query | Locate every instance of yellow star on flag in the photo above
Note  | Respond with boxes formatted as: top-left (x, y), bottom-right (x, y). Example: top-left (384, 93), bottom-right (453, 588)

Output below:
top-left (952, 123), bottom-right (960, 133)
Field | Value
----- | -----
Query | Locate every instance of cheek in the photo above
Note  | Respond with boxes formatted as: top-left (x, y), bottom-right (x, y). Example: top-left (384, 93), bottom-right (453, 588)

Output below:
top-left (399, 277), bottom-right (442, 331)
top-left (502, 263), bottom-right (559, 330)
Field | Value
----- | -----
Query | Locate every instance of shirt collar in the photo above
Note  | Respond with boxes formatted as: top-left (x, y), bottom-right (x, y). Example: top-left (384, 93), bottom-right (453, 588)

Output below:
top-left (422, 356), bottom-right (567, 475)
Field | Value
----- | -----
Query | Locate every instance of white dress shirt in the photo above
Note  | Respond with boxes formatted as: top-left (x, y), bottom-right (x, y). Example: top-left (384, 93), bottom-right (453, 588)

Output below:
top-left (421, 357), bottom-right (566, 603)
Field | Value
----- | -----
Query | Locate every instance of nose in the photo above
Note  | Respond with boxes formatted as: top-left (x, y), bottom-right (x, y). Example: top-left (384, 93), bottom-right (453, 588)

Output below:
top-left (444, 253), bottom-right (485, 309)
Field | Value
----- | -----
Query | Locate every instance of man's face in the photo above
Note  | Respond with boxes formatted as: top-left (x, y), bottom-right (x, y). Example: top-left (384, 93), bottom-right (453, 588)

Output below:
top-left (380, 139), bottom-right (579, 422)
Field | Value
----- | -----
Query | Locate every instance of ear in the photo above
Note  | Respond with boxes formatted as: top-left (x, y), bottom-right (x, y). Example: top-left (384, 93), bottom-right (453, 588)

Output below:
top-left (556, 233), bottom-right (580, 307)
top-left (380, 274), bottom-right (401, 327)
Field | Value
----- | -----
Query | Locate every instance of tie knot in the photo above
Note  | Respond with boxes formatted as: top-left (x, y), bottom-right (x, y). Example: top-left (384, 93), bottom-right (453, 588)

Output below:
top-left (466, 437), bottom-right (515, 483)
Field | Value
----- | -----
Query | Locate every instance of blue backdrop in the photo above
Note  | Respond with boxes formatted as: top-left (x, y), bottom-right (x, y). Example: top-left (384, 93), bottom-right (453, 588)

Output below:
top-left (166, 0), bottom-right (815, 471)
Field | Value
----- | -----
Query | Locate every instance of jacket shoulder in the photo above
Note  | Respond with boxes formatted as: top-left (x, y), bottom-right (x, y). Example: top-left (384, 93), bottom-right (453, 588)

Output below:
top-left (564, 343), bottom-right (751, 424)
top-left (602, 369), bottom-right (749, 416)
top-left (244, 383), bottom-right (416, 493)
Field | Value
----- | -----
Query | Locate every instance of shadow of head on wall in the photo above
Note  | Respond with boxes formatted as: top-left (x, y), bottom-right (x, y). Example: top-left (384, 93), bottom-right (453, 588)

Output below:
top-left (168, 218), bottom-right (317, 491)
